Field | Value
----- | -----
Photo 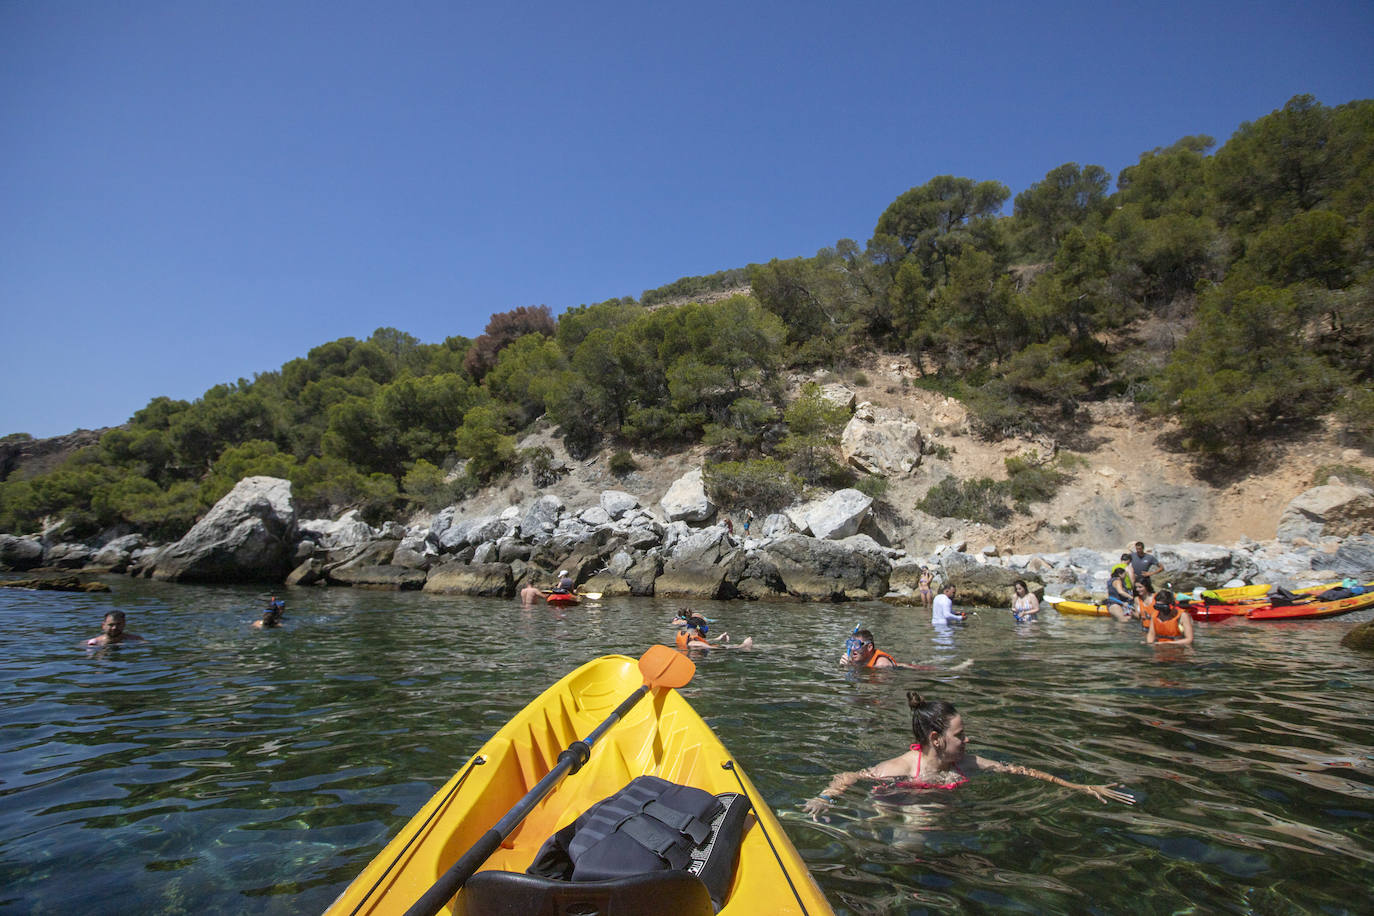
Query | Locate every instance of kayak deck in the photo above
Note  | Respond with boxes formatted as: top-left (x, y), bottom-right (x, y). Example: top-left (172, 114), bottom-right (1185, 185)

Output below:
top-left (325, 654), bottom-right (831, 916)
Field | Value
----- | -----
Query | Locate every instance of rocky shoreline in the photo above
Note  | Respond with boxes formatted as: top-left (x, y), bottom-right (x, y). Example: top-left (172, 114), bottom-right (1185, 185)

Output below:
top-left (3, 472), bottom-right (1372, 609)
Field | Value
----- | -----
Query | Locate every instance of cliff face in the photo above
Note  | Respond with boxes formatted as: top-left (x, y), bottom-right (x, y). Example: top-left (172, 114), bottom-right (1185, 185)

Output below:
top-left (0, 428), bottom-right (112, 483)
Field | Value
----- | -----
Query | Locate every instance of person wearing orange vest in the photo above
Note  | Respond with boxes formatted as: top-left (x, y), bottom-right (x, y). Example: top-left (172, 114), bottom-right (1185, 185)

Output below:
top-left (1146, 590), bottom-right (1195, 646)
top-left (1132, 580), bottom-right (1157, 632)
top-left (843, 629), bottom-right (924, 669)
top-left (675, 614), bottom-right (753, 651)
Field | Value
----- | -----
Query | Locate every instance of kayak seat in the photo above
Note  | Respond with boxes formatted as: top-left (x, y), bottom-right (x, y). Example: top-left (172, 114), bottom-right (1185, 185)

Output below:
top-left (457, 869), bottom-right (714, 916)
top-left (459, 777), bottom-right (750, 915)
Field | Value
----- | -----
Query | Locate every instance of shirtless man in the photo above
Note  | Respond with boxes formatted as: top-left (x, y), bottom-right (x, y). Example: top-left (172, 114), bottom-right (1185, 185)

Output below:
top-left (519, 582), bottom-right (547, 607)
top-left (86, 611), bottom-right (144, 647)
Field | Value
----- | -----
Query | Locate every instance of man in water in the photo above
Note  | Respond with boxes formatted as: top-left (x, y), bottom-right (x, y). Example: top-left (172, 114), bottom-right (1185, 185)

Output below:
top-left (842, 629), bottom-right (921, 669)
top-left (86, 610), bottom-right (144, 647)
top-left (931, 584), bottom-right (967, 626)
top-left (519, 582), bottom-right (547, 607)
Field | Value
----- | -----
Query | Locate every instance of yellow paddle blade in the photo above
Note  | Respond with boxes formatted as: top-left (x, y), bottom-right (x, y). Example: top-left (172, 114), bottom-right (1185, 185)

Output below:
top-left (639, 644), bottom-right (695, 689)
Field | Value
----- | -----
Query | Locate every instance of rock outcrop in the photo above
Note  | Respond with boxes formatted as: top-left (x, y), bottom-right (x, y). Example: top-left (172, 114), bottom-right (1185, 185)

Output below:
top-left (146, 476), bottom-right (297, 583)
top-left (840, 402), bottom-right (923, 477)
top-left (1276, 482), bottom-right (1374, 542)
top-left (0, 534), bottom-right (45, 571)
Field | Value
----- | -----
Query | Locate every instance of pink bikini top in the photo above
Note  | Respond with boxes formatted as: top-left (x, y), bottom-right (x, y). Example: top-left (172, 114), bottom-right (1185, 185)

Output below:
top-left (886, 743), bottom-right (968, 791)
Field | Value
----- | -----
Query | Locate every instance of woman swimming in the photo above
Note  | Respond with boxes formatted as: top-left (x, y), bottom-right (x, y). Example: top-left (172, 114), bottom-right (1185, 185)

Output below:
top-left (802, 690), bottom-right (1134, 819)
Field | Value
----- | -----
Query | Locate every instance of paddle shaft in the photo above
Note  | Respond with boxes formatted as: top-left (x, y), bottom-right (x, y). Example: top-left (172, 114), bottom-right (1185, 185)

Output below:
top-left (402, 683), bottom-right (652, 916)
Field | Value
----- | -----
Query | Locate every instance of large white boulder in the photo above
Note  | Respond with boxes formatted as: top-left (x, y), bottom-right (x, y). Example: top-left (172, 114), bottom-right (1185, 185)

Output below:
top-left (149, 476), bottom-right (297, 583)
top-left (1277, 483), bottom-right (1374, 542)
top-left (805, 489), bottom-right (873, 540)
top-left (840, 402), bottom-right (924, 477)
top-left (659, 468), bottom-right (714, 523)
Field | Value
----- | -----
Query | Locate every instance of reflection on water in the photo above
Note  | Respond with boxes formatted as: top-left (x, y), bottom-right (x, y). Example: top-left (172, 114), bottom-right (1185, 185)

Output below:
top-left (1, 580), bottom-right (1372, 914)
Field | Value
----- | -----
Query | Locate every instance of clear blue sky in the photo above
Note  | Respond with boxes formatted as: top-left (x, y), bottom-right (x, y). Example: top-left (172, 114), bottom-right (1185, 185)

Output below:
top-left (3, 0), bottom-right (1371, 438)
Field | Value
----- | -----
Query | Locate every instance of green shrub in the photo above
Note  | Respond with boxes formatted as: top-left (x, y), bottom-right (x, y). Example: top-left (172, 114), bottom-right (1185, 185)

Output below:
top-left (608, 450), bottom-right (638, 477)
top-left (851, 474), bottom-right (889, 501)
top-left (703, 458), bottom-right (800, 514)
top-left (519, 446), bottom-right (562, 488)
top-left (1003, 453), bottom-right (1070, 509)
top-left (917, 476), bottom-right (1011, 526)
top-left (402, 459), bottom-right (458, 510)
top-left (1311, 463), bottom-right (1374, 488)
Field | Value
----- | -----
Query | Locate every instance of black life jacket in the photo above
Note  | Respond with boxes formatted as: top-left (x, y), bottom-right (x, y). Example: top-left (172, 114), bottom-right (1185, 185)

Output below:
top-left (525, 775), bottom-right (749, 911)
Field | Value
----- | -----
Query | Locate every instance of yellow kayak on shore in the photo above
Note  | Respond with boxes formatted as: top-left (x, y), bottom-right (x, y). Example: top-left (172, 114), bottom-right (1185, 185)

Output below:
top-left (325, 652), bottom-right (833, 916)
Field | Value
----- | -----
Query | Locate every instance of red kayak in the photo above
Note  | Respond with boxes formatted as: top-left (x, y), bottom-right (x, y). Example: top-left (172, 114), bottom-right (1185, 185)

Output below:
top-left (547, 593), bottom-right (579, 607)
top-left (1180, 588), bottom-right (1374, 622)
top-left (1243, 590), bottom-right (1374, 620)
top-left (1179, 601), bottom-right (1249, 622)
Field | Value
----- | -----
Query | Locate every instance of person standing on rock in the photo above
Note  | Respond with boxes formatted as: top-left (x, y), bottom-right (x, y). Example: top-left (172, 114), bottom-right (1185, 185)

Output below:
top-left (918, 568), bottom-right (936, 609)
top-left (1128, 542), bottom-right (1165, 589)
top-left (932, 584), bottom-right (966, 626)
top-left (742, 509), bottom-right (753, 536)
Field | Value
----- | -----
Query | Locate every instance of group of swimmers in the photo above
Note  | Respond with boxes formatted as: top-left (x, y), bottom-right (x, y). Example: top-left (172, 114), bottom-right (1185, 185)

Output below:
top-left (85, 596), bottom-right (286, 646)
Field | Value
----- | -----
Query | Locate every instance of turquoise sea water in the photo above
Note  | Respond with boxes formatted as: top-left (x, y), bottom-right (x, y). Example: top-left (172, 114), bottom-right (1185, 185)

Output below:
top-left (1, 578), bottom-right (1371, 914)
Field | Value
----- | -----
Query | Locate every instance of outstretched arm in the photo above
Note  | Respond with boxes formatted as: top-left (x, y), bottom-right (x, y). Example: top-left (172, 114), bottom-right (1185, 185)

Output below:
top-left (803, 754), bottom-right (911, 819)
top-left (973, 756), bottom-right (1135, 805)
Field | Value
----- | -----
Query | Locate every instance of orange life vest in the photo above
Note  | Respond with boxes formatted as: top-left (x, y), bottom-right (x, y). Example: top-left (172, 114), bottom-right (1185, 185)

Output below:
top-left (1152, 608), bottom-right (1184, 640)
top-left (1136, 595), bottom-right (1156, 630)
top-left (866, 649), bottom-right (897, 668)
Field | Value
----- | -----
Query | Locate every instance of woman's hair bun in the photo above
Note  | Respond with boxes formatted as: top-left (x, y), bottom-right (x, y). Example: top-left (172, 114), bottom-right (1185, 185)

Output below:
top-left (906, 689), bottom-right (924, 709)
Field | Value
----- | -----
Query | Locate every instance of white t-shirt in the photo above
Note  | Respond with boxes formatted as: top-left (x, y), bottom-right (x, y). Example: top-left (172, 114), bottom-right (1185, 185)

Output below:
top-left (932, 593), bottom-right (962, 625)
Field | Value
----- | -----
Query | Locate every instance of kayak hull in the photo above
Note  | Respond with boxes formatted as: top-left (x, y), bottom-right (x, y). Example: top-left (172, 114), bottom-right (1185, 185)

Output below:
top-left (1051, 599), bottom-right (1111, 617)
top-left (546, 593), bottom-right (579, 606)
top-left (324, 654), bottom-right (832, 916)
top-left (1243, 589), bottom-right (1374, 620)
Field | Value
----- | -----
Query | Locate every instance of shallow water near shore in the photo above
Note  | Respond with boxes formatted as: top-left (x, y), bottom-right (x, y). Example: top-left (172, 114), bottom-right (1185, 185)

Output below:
top-left (2, 579), bottom-right (1371, 915)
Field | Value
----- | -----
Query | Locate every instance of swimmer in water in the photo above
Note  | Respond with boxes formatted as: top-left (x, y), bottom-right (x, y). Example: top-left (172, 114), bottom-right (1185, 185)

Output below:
top-left (252, 605), bottom-right (285, 629)
top-left (802, 690), bottom-right (1134, 820)
top-left (86, 610), bottom-right (144, 647)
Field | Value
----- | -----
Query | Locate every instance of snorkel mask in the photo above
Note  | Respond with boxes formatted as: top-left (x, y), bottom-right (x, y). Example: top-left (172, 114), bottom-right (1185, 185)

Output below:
top-left (843, 625), bottom-right (864, 658)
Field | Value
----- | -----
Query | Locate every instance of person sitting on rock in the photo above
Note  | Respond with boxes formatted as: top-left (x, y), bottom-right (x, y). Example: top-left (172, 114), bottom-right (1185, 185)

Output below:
top-left (86, 611), bottom-right (144, 647)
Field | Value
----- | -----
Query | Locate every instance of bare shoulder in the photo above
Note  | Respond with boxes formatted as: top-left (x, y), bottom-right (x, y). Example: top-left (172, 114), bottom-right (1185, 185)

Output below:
top-left (865, 749), bottom-right (921, 779)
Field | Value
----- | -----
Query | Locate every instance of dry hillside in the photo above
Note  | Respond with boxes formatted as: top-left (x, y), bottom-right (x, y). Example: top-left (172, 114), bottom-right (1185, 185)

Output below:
top-left (459, 355), bottom-right (1372, 556)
